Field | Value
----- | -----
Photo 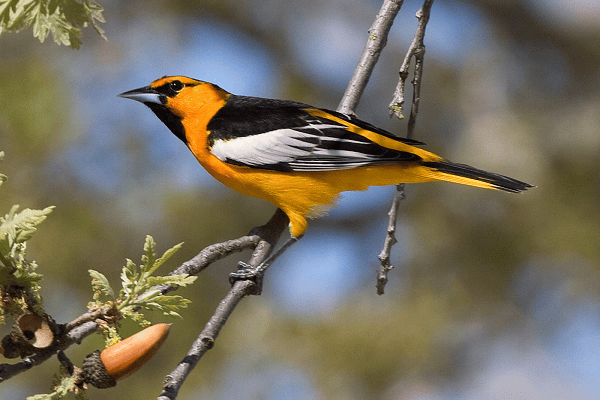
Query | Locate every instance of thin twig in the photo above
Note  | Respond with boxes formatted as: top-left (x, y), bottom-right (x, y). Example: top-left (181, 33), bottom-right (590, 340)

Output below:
top-left (388, 0), bottom-right (434, 124)
top-left (0, 213), bottom-right (283, 384)
top-left (56, 350), bottom-right (74, 375)
top-left (157, 280), bottom-right (253, 400)
top-left (156, 1), bottom-right (411, 396)
top-left (150, 235), bottom-right (262, 297)
top-left (377, 0), bottom-right (434, 294)
top-left (1, 1), bottom-right (435, 391)
top-left (3, 0), bottom-right (425, 391)
top-left (0, 321), bottom-right (98, 382)
top-left (157, 210), bottom-right (288, 399)
top-left (337, 0), bottom-right (405, 115)
top-left (406, 43), bottom-right (426, 139)
top-left (376, 184), bottom-right (405, 295)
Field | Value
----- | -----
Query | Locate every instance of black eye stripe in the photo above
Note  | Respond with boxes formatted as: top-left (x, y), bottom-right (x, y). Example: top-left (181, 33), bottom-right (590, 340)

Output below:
top-left (170, 80), bottom-right (184, 92)
top-left (155, 80), bottom-right (185, 98)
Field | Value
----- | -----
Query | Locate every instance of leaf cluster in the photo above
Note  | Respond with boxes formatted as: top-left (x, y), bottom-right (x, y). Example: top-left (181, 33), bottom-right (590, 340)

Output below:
top-left (28, 366), bottom-right (88, 400)
top-left (27, 366), bottom-right (87, 400)
top-left (0, 151), bottom-right (53, 319)
top-left (0, 0), bottom-right (106, 49)
top-left (89, 236), bottom-right (196, 340)
top-left (0, 153), bottom-right (195, 398)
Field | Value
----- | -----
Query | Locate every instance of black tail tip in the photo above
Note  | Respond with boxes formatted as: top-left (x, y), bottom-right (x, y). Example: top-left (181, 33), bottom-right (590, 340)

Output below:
top-left (493, 181), bottom-right (535, 193)
top-left (424, 161), bottom-right (534, 193)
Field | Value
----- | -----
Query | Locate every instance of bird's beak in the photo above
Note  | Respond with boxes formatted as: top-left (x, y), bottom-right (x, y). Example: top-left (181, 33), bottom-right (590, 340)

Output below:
top-left (118, 86), bottom-right (164, 105)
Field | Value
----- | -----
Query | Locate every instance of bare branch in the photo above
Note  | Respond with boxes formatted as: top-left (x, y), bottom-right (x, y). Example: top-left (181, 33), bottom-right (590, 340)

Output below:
top-left (0, 212), bottom-right (287, 384)
top-left (388, 0), bottom-right (434, 125)
top-left (376, 184), bottom-right (405, 295)
top-left (154, 1), bottom-right (413, 396)
top-left (1, 1), bottom-right (437, 392)
top-left (157, 280), bottom-right (254, 400)
top-left (0, 321), bottom-right (98, 382)
top-left (405, 43), bottom-right (426, 139)
top-left (378, 0), bottom-right (434, 294)
top-left (337, 0), bottom-right (405, 115)
top-left (151, 235), bottom-right (261, 297)
top-left (157, 209), bottom-right (288, 399)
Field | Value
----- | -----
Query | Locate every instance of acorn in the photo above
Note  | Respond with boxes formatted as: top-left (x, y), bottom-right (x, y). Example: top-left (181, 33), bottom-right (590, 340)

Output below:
top-left (82, 323), bottom-right (171, 388)
top-left (0, 312), bottom-right (57, 359)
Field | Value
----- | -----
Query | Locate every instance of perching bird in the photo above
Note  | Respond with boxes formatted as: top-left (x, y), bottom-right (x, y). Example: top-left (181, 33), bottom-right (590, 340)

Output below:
top-left (119, 76), bottom-right (532, 240)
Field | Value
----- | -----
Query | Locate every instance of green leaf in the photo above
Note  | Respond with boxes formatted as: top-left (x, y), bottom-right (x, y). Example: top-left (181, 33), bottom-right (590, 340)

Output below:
top-left (0, 205), bottom-right (54, 257)
top-left (83, 0), bottom-right (105, 39)
top-left (141, 235), bottom-right (156, 274)
top-left (0, 0), bottom-right (26, 27)
top-left (130, 294), bottom-right (192, 318)
top-left (147, 274), bottom-right (197, 288)
top-left (0, 0), bottom-right (106, 49)
top-left (142, 236), bottom-right (182, 277)
top-left (31, 2), bottom-right (50, 43)
top-left (89, 269), bottom-right (114, 298)
top-left (152, 242), bottom-right (184, 274)
top-left (0, 151), bottom-right (6, 187)
top-left (119, 258), bottom-right (138, 297)
top-left (28, 365), bottom-right (88, 400)
top-left (114, 237), bottom-right (191, 322)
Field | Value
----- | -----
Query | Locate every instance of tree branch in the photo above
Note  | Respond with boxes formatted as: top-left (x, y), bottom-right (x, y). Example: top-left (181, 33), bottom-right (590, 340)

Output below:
top-left (376, 184), bottom-right (404, 295)
top-left (157, 209), bottom-right (288, 399)
top-left (0, 212), bottom-right (287, 384)
top-left (378, 0), bottom-right (434, 294)
top-left (152, 235), bottom-right (262, 296)
top-left (0, 321), bottom-right (98, 382)
top-left (337, 0), bottom-right (405, 115)
top-left (155, 0), bottom-right (413, 396)
top-left (157, 280), bottom-right (254, 400)
top-left (388, 0), bottom-right (434, 125)
top-left (1, 1), bottom-right (436, 392)
top-left (2, 1), bottom-right (437, 393)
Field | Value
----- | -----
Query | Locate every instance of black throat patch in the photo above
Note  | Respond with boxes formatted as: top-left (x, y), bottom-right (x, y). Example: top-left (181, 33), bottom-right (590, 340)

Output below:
top-left (146, 103), bottom-right (187, 144)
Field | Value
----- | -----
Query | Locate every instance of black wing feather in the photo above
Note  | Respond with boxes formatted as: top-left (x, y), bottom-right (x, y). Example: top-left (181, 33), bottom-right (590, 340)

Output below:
top-left (207, 95), bottom-right (422, 172)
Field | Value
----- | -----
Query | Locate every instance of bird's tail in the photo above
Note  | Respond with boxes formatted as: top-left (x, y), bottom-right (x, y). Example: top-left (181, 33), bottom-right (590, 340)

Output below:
top-left (422, 161), bottom-right (534, 193)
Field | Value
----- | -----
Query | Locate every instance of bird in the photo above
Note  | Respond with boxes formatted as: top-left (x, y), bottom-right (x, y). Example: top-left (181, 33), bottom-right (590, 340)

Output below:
top-left (119, 76), bottom-right (532, 274)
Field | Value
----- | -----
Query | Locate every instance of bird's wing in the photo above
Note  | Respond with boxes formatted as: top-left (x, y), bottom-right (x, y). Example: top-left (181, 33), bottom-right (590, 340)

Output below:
top-left (207, 95), bottom-right (422, 172)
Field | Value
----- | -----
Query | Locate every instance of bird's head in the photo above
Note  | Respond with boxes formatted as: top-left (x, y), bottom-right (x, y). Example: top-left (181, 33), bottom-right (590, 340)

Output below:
top-left (118, 76), bottom-right (230, 143)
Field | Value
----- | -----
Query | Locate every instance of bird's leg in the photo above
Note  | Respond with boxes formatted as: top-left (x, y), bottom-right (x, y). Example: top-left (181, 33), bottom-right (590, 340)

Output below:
top-left (229, 236), bottom-right (300, 286)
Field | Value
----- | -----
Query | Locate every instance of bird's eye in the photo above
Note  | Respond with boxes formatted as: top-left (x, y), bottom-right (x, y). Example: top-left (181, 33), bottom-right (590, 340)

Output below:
top-left (169, 80), bottom-right (184, 92)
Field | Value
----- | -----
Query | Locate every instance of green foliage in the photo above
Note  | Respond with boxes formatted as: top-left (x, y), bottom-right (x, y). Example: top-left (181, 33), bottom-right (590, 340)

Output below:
top-left (0, 0), bottom-right (106, 49)
top-left (0, 204), bottom-right (54, 303)
top-left (89, 235), bottom-right (196, 330)
top-left (0, 152), bottom-right (6, 186)
top-left (0, 152), bottom-right (54, 318)
top-left (1, 153), bottom-right (194, 398)
top-left (27, 367), bottom-right (88, 400)
top-left (0, 205), bottom-right (55, 263)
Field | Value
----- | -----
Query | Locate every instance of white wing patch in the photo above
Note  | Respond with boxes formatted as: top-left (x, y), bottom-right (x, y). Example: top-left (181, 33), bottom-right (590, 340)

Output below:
top-left (211, 128), bottom-right (314, 166)
top-left (210, 120), bottom-right (406, 171)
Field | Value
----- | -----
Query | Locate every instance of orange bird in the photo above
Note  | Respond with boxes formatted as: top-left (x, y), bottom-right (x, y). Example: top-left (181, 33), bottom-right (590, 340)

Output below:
top-left (119, 76), bottom-right (532, 241)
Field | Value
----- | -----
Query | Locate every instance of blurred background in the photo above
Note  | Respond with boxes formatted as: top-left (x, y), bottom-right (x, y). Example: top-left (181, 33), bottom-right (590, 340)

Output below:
top-left (1, 0), bottom-right (599, 398)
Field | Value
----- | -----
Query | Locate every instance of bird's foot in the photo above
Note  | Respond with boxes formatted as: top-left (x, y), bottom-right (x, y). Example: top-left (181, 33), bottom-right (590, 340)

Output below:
top-left (229, 261), bottom-right (266, 294)
top-left (229, 261), bottom-right (267, 283)
top-left (228, 236), bottom-right (300, 293)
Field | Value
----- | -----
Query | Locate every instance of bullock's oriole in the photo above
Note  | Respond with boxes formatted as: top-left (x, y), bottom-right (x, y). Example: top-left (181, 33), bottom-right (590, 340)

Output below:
top-left (119, 76), bottom-right (532, 241)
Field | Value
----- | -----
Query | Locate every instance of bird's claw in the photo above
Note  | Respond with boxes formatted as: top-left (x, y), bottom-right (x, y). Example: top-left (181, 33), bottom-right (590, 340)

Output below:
top-left (229, 261), bottom-right (264, 287)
